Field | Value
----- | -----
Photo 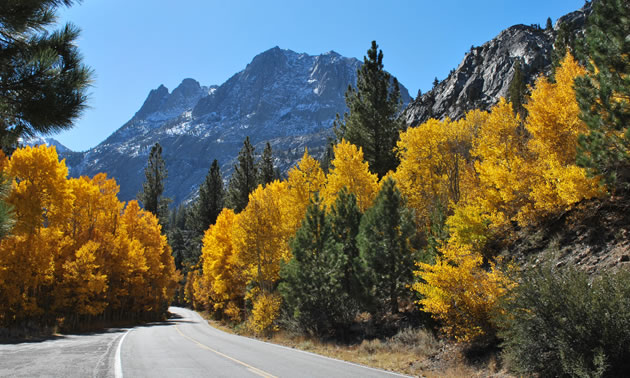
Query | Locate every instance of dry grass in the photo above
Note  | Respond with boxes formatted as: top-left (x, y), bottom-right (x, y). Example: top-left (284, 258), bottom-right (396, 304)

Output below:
top-left (199, 311), bottom-right (511, 377)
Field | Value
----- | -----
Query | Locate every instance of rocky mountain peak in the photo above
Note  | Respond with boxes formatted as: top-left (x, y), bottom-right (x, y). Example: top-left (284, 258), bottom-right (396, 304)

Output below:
top-left (403, 4), bottom-right (589, 127)
top-left (134, 84), bottom-right (169, 120)
top-left (67, 47), bottom-right (410, 204)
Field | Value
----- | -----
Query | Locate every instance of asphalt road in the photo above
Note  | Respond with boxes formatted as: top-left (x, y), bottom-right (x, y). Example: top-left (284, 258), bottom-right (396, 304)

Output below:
top-left (0, 307), bottom-right (407, 378)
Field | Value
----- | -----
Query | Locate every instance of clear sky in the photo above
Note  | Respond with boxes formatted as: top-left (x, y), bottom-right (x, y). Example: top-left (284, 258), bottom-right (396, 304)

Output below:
top-left (54, 0), bottom-right (584, 152)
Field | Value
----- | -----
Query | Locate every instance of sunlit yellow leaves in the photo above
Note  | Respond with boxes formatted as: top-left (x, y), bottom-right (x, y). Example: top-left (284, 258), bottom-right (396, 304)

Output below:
top-left (321, 139), bottom-right (378, 212)
top-left (0, 145), bottom-right (177, 326)
top-left (248, 292), bottom-right (282, 335)
top-left (233, 180), bottom-right (293, 293)
top-left (286, 149), bottom-right (326, 232)
top-left (394, 115), bottom-right (477, 225)
top-left (413, 243), bottom-right (514, 342)
top-left (526, 53), bottom-right (587, 164)
top-left (200, 208), bottom-right (246, 314)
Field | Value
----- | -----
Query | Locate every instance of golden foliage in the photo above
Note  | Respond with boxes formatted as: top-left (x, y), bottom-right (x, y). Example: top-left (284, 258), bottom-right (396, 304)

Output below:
top-left (286, 149), bottom-right (326, 231)
top-left (248, 292), bottom-right (282, 335)
top-left (233, 180), bottom-right (293, 293)
top-left (394, 116), bottom-right (477, 225)
top-left (321, 139), bottom-right (378, 212)
top-left (200, 208), bottom-right (246, 314)
top-left (413, 243), bottom-right (513, 342)
top-left (0, 145), bottom-right (177, 327)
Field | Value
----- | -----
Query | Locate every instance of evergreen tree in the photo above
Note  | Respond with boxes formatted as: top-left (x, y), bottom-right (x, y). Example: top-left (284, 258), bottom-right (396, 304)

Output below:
top-left (576, 0), bottom-right (630, 187)
top-left (0, 172), bottom-right (14, 240)
top-left (545, 17), bottom-right (553, 31)
top-left (279, 196), bottom-right (351, 336)
top-left (358, 178), bottom-right (417, 314)
top-left (328, 188), bottom-right (364, 308)
top-left (335, 41), bottom-right (404, 178)
top-left (257, 142), bottom-right (275, 186)
top-left (508, 60), bottom-right (527, 119)
top-left (189, 159), bottom-right (224, 236)
top-left (227, 137), bottom-right (257, 213)
top-left (138, 142), bottom-right (170, 226)
top-left (0, 0), bottom-right (92, 152)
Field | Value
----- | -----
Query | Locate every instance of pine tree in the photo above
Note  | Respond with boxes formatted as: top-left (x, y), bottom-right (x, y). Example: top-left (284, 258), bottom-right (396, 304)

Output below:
top-left (189, 159), bottom-right (224, 236)
top-left (508, 60), bottom-right (527, 119)
top-left (279, 196), bottom-right (351, 336)
top-left (138, 143), bottom-right (170, 226)
top-left (328, 188), bottom-right (364, 308)
top-left (546, 17), bottom-right (553, 31)
top-left (0, 172), bottom-right (14, 240)
top-left (0, 0), bottom-right (92, 152)
top-left (227, 137), bottom-right (257, 213)
top-left (576, 0), bottom-right (630, 187)
top-left (358, 178), bottom-right (417, 314)
top-left (257, 142), bottom-right (275, 186)
top-left (336, 41), bottom-right (404, 178)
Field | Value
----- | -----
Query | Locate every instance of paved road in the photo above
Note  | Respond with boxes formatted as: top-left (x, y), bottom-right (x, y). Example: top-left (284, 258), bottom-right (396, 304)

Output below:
top-left (0, 307), bottom-right (407, 377)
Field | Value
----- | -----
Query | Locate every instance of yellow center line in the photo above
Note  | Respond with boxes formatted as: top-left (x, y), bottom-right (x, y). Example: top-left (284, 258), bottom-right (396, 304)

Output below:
top-left (174, 324), bottom-right (278, 378)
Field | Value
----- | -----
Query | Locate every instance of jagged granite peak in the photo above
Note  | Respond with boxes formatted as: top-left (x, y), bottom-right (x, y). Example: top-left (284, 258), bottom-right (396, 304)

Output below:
top-left (65, 47), bottom-right (411, 205)
top-left (134, 84), bottom-right (169, 120)
top-left (24, 136), bottom-right (72, 154)
top-left (403, 4), bottom-right (590, 127)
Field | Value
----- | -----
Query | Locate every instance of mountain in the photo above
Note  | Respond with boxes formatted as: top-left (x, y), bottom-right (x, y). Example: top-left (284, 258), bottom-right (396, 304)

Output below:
top-left (24, 136), bottom-right (72, 154)
top-left (65, 47), bottom-right (411, 204)
top-left (403, 4), bottom-right (591, 127)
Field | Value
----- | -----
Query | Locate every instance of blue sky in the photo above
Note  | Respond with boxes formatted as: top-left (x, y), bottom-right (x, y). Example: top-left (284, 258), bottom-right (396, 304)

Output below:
top-left (55, 0), bottom-right (584, 151)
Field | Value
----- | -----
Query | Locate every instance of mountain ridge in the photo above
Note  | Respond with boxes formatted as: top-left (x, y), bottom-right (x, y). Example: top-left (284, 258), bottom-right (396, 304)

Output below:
top-left (62, 47), bottom-right (411, 204)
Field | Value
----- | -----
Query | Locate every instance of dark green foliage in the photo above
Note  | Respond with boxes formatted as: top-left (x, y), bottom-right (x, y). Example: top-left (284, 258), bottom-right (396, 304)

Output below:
top-left (424, 200), bottom-right (448, 260)
top-left (0, 172), bottom-right (14, 240)
top-left (358, 178), bottom-right (417, 314)
top-left (546, 17), bottom-right (553, 31)
top-left (279, 196), bottom-right (352, 336)
top-left (576, 0), bottom-right (630, 188)
top-left (432, 77), bottom-right (439, 88)
top-left (137, 143), bottom-right (170, 226)
top-left (336, 41), bottom-right (404, 178)
top-left (0, 0), bottom-right (92, 152)
top-left (507, 60), bottom-right (527, 119)
top-left (227, 137), bottom-right (257, 213)
top-left (329, 188), bottom-right (364, 310)
top-left (188, 159), bottom-right (224, 237)
top-left (498, 262), bottom-right (630, 377)
top-left (257, 142), bottom-right (275, 187)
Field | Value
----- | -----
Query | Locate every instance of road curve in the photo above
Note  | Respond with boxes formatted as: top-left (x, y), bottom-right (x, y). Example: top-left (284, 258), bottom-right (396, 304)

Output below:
top-left (0, 307), bottom-right (408, 377)
top-left (120, 306), bottom-right (407, 378)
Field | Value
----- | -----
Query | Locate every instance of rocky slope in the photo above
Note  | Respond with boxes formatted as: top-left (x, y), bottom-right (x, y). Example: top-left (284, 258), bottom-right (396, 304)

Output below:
top-left (64, 47), bottom-right (410, 204)
top-left (403, 4), bottom-right (591, 127)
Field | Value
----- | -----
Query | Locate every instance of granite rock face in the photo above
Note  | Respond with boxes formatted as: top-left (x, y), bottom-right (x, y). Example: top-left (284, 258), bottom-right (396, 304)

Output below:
top-left (403, 5), bottom-right (590, 127)
top-left (65, 47), bottom-right (410, 204)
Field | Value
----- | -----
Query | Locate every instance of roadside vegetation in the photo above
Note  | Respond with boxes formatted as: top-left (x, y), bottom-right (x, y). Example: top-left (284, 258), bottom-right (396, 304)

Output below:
top-left (1, 0), bottom-right (629, 376)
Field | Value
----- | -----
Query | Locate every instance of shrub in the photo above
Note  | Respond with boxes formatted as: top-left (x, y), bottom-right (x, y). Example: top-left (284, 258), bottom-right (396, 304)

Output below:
top-left (498, 262), bottom-right (630, 377)
top-left (248, 292), bottom-right (282, 336)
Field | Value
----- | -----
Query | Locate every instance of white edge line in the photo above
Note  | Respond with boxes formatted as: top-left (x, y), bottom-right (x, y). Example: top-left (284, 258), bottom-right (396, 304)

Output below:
top-left (114, 329), bottom-right (131, 378)
top-left (182, 307), bottom-right (410, 378)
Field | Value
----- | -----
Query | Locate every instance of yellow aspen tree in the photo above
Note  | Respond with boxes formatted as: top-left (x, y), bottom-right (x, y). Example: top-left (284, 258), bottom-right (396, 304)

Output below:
top-left (0, 145), bottom-right (72, 325)
top-left (59, 241), bottom-right (108, 316)
top-left (321, 139), bottom-right (379, 212)
top-left (448, 99), bottom-right (532, 249)
top-left (200, 208), bottom-right (246, 318)
top-left (286, 149), bottom-right (326, 231)
top-left (120, 200), bottom-right (176, 315)
top-left (523, 52), bottom-right (601, 220)
top-left (394, 116), bottom-right (477, 225)
top-left (413, 242), bottom-right (514, 342)
top-left (233, 181), bottom-right (293, 293)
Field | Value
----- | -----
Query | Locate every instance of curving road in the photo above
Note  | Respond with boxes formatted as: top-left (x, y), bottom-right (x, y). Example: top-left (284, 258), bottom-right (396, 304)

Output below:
top-left (0, 307), bottom-right (407, 378)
